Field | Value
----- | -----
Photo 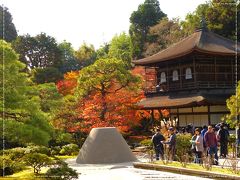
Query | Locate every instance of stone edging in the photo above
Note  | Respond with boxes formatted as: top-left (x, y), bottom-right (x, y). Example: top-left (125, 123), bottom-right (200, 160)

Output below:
top-left (133, 162), bottom-right (240, 180)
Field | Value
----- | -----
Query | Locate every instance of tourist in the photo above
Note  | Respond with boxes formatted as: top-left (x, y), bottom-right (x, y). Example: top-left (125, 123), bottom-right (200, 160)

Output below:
top-left (190, 132), bottom-right (197, 163)
top-left (201, 125), bottom-right (208, 155)
top-left (152, 128), bottom-right (165, 160)
top-left (217, 124), bottom-right (229, 158)
top-left (204, 126), bottom-right (218, 165)
top-left (195, 128), bottom-right (204, 164)
top-left (163, 127), bottom-right (176, 160)
top-left (186, 124), bottom-right (194, 135)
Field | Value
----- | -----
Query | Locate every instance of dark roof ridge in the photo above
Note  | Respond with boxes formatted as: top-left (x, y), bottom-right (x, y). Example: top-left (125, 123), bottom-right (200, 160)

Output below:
top-left (136, 31), bottom-right (200, 61)
top-left (208, 30), bottom-right (238, 44)
top-left (133, 29), bottom-right (239, 66)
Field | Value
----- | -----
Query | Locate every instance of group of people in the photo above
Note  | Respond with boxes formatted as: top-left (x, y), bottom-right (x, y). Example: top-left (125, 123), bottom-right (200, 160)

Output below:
top-left (152, 123), bottom-right (230, 165)
top-left (152, 127), bottom-right (176, 161)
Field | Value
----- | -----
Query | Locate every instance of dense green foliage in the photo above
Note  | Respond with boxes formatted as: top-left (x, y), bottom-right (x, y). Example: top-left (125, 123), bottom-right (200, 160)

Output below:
top-left (75, 42), bottom-right (96, 67)
top-left (13, 33), bottom-right (63, 69)
top-left (226, 81), bottom-right (240, 127)
top-left (32, 67), bottom-right (63, 84)
top-left (96, 43), bottom-right (109, 59)
top-left (0, 40), bottom-right (53, 147)
top-left (23, 153), bottom-right (53, 174)
top-left (0, 155), bottom-right (25, 176)
top-left (181, 0), bottom-right (239, 41)
top-left (58, 41), bottom-right (80, 73)
top-left (144, 17), bottom-right (184, 57)
top-left (77, 58), bottom-right (140, 98)
top-left (175, 133), bottom-right (192, 157)
top-left (129, 0), bottom-right (166, 58)
top-left (108, 32), bottom-right (132, 68)
top-left (0, 6), bottom-right (17, 42)
top-left (59, 144), bottom-right (79, 155)
top-left (45, 160), bottom-right (78, 180)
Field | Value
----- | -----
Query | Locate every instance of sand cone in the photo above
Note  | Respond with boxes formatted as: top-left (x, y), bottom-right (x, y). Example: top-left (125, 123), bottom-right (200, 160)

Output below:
top-left (76, 127), bottom-right (137, 164)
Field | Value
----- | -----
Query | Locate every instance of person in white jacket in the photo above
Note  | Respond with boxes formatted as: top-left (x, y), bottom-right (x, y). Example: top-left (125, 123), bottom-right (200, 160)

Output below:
top-left (195, 128), bottom-right (204, 164)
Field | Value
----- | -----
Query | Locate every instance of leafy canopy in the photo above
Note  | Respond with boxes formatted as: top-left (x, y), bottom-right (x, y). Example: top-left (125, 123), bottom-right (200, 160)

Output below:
top-left (0, 5), bottom-right (17, 42)
top-left (226, 81), bottom-right (240, 127)
top-left (108, 32), bottom-right (132, 68)
top-left (181, 0), bottom-right (239, 41)
top-left (76, 58), bottom-right (140, 98)
top-left (129, 0), bottom-right (166, 58)
top-left (55, 58), bottom-right (144, 133)
top-left (0, 40), bottom-right (53, 146)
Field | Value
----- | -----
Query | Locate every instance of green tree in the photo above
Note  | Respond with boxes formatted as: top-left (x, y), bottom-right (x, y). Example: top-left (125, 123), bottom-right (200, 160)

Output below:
top-left (0, 5), bottom-right (17, 42)
top-left (32, 67), bottom-right (63, 84)
top-left (0, 40), bottom-right (53, 146)
top-left (58, 40), bottom-right (80, 73)
top-left (76, 58), bottom-right (141, 122)
top-left (181, 0), bottom-right (240, 41)
top-left (45, 160), bottom-right (78, 180)
top-left (129, 0), bottom-right (166, 58)
top-left (108, 32), bottom-right (132, 68)
top-left (37, 83), bottom-right (63, 113)
top-left (77, 58), bottom-right (140, 98)
top-left (96, 43), bottom-right (109, 59)
top-left (24, 153), bottom-right (52, 174)
top-left (12, 33), bottom-right (63, 69)
top-left (75, 42), bottom-right (96, 67)
top-left (144, 17), bottom-right (184, 57)
top-left (226, 81), bottom-right (240, 127)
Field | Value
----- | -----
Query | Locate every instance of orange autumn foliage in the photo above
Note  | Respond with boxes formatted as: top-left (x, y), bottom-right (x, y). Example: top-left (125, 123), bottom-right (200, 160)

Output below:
top-left (56, 71), bottom-right (79, 95)
top-left (55, 66), bottom-right (170, 133)
top-left (73, 83), bottom-right (145, 133)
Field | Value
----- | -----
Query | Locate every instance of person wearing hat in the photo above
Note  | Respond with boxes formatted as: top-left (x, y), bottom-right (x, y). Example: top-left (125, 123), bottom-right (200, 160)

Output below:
top-left (152, 128), bottom-right (165, 160)
top-left (163, 127), bottom-right (176, 160)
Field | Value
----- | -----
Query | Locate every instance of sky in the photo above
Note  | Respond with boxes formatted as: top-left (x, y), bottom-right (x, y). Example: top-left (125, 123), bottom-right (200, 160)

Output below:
top-left (1, 0), bottom-right (207, 50)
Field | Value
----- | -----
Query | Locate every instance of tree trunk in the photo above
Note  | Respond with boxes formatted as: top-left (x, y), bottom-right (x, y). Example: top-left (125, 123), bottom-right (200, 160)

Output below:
top-left (100, 83), bottom-right (107, 122)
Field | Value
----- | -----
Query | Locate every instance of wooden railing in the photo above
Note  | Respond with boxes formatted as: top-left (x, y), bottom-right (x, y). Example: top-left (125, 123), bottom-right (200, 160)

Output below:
top-left (144, 81), bottom-right (234, 95)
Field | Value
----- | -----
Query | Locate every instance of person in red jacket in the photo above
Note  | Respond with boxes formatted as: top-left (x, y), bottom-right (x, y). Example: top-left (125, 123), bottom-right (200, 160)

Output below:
top-left (204, 125), bottom-right (218, 165)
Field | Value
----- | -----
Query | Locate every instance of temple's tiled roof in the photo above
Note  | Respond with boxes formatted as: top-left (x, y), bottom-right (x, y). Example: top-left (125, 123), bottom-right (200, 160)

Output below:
top-left (137, 93), bottom-right (232, 109)
top-left (133, 29), bottom-right (240, 66)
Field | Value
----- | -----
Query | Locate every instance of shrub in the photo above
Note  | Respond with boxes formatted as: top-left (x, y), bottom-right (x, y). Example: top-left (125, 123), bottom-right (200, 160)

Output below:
top-left (25, 145), bottom-right (50, 155)
top-left (0, 155), bottom-right (25, 176)
top-left (3, 147), bottom-right (27, 160)
top-left (0, 156), bottom-right (14, 176)
top-left (175, 133), bottom-right (192, 157)
top-left (229, 134), bottom-right (236, 144)
top-left (139, 139), bottom-right (153, 147)
top-left (23, 153), bottom-right (53, 174)
top-left (45, 162), bottom-right (78, 180)
top-left (50, 146), bottom-right (61, 156)
top-left (59, 144), bottom-right (79, 156)
top-left (56, 133), bottom-right (73, 145)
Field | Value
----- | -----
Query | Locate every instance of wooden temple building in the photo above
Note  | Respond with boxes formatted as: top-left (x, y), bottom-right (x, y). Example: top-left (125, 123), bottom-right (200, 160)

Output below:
top-left (133, 27), bottom-right (240, 127)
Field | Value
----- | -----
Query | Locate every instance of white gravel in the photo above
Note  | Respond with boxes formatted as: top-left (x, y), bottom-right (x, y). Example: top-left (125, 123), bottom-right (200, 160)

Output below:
top-left (66, 158), bottom-right (214, 180)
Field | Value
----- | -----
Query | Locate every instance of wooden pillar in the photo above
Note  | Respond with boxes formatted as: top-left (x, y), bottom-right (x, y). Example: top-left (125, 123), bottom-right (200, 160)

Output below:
top-left (151, 109), bottom-right (154, 128)
top-left (214, 57), bottom-right (217, 86)
top-left (207, 105), bottom-right (211, 125)
top-left (167, 62), bottom-right (169, 90)
top-left (179, 59), bottom-right (182, 89)
top-left (193, 55), bottom-right (197, 89)
top-left (231, 58), bottom-right (234, 86)
top-left (177, 108), bottom-right (180, 127)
